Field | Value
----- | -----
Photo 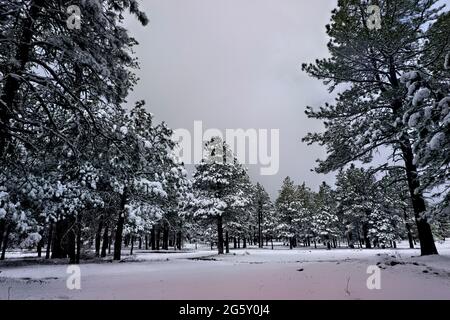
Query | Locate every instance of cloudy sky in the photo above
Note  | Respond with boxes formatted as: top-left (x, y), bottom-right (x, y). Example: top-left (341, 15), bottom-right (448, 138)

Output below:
top-left (125, 0), bottom-right (339, 197)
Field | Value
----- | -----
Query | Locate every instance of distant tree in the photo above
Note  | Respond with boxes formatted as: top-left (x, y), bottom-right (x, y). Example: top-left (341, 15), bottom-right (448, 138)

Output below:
top-left (192, 138), bottom-right (251, 254)
top-left (311, 182), bottom-right (339, 250)
top-left (276, 177), bottom-right (301, 249)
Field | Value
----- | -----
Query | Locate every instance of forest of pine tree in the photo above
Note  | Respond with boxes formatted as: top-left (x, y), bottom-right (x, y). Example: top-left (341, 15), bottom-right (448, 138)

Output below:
top-left (0, 0), bottom-right (448, 268)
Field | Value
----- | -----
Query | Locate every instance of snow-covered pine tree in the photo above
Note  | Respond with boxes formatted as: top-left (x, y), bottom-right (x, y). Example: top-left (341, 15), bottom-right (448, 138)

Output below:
top-left (302, 0), bottom-right (447, 255)
top-left (377, 168), bottom-right (417, 248)
top-left (294, 183), bottom-right (315, 247)
top-left (310, 182), bottom-right (339, 250)
top-left (252, 183), bottom-right (273, 248)
top-left (401, 11), bottom-right (450, 222)
top-left (275, 177), bottom-right (301, 249)
top-left (335, 165), bottom-right (379, 248)
top-left (0, 1), bottom-right (150, 260)
top-left (192, 137), bottom-right (251, 254)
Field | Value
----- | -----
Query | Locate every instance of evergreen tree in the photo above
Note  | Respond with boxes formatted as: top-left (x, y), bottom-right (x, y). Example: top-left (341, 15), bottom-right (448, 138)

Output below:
top-left (275, 177), bottom-right (300, 249)
top-left (192, 138), bottom-right (251, 254)
top-left (302, 0), bottom-right (447, 255)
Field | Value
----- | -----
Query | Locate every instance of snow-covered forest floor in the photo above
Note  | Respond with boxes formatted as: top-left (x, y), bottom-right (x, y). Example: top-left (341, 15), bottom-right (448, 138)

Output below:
top-left (1, 241), bottom-right (450, 300)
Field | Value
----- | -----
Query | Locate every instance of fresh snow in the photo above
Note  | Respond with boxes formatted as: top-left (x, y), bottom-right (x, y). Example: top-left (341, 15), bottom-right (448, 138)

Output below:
top-left (1, 241), bottom-right (450, 300)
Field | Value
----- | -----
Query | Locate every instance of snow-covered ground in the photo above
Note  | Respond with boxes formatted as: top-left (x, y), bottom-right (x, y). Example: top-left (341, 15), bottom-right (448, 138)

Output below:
top-left (1, 241), bottom-right (450, 300)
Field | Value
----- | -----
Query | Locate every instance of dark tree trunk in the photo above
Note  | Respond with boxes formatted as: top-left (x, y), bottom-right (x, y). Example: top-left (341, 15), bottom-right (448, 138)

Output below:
top-left (394, 98), bottom-right (438, 256)
top-left (362, 222), bottom-right (372, 249)
top-left (1, 224), bottom-right (12, 260)
top-left (225, 230), bottom-right (229, 254)
top-left (45, 223), bottom-right (53, 259)
top-left (151, 225), bottom-right (156, 250)
top-left (347, 231), bottom-right (355, 248)
top-left (101, 224), bottom-right (109, 258)
top-left (67, 218), bottom-right (76, 264)
top-left (114, 190), bottom-right (127, 260)
top-left (139, 237), bottom-right (142, 250)
top-left (0, 220), bottom-right (5, 254)
top-left (37, 236), bottom-right (43, 258)
top-left (233, 237), bottom-right (237, 249)
top-left (130, 235), bottom-right (134, 255)
top-left (243, 237), bottom-right (247, 249)
top-left (238, 237), bottom-right (241, 248)
top-left (162, 223), bottom-right (169, 250)
top-left (113, 214), bottom-right (124, 261)
top-left (404, 212), bottom-right (415, 249)
top-left (95, 217), bottom-right (103, 257)
top-left (156, 227), bottom-right (161, 250)
top-left (145, 236), bottom-right (148, 250)
top-left (75, 226), bottom-right (81, 264)
top-left (176, 231), bottom-right (182, 250)
top-left (52, 219), bottom-right (69, 259)
top-left (217, 215), bottom-right (224, 254)
top-left (257, 201), bottom-right (263, 248)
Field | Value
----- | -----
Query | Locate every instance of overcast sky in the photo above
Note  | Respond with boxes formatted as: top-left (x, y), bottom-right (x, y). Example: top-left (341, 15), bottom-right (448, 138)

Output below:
top-left (124, 0), bottom-right (339, 198)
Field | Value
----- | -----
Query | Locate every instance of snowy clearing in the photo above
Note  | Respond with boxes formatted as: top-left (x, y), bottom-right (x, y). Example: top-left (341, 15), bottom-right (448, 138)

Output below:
top-left (1, 241), bottom-right (450, 300)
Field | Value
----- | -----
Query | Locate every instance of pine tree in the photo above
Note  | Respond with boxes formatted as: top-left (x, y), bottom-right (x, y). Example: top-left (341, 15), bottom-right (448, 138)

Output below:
top-left (192, 138), bottom-right (251, 254)
top-left (302, 0), bottom-right (446, 255)
top-left (311, 182), bottom-right (339, 250)
top-left (276, 177), bottom-right (300, 249)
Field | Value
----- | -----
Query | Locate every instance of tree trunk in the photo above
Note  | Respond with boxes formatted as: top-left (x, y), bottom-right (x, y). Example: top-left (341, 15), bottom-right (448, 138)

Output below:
top-left (233, 237), bottom-right (237, 249)
top-left (156, 227), bottom-right (161, 250)
top-left (101, 224), bottom-right (109, 258)
top-left (362, 222), bottom-right (372, 249)
top-left (114, 190), bottom-right (127, 260)
top-left (151, 225), bottom-right (156, 250)
top-left (394, 98), bottom-right (438, 255)
top-left (176, 231), bottom-right (182, 250)
top-left (113, 214), bottom-right (124, 261)
top-left (37, 236), bottom-right (43, 258)
top-left (243, 237), bottom-right (247, 249)
top-left (95, 217), bottom-right (103, 257)
top-left (52, 219), bottom-right (69, 259)
top-left (75, 215), bottom-right (82, 264)
top-left (45, 223), bottom-right (53, 259)
top-left (138, 237), bottom-right (142, 250)
top-left (130, 235), bottom-right (134, 255)
top-left (0, 220), bottom-right (5, 254)
top-left (1, 224), bottom-right (12, 260)
top-left (225, 230), bottom-right (229, 254)
top-left (257, 202), bottom-right (263, 248)
top-left (217, 215), bottom-right (224, 254)
top-left (145, 236), bottom-right (148, 250)
top-left (67, 218), bottom-right (76, 264)
top-left (162, 223), bottom-right (169, 250)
